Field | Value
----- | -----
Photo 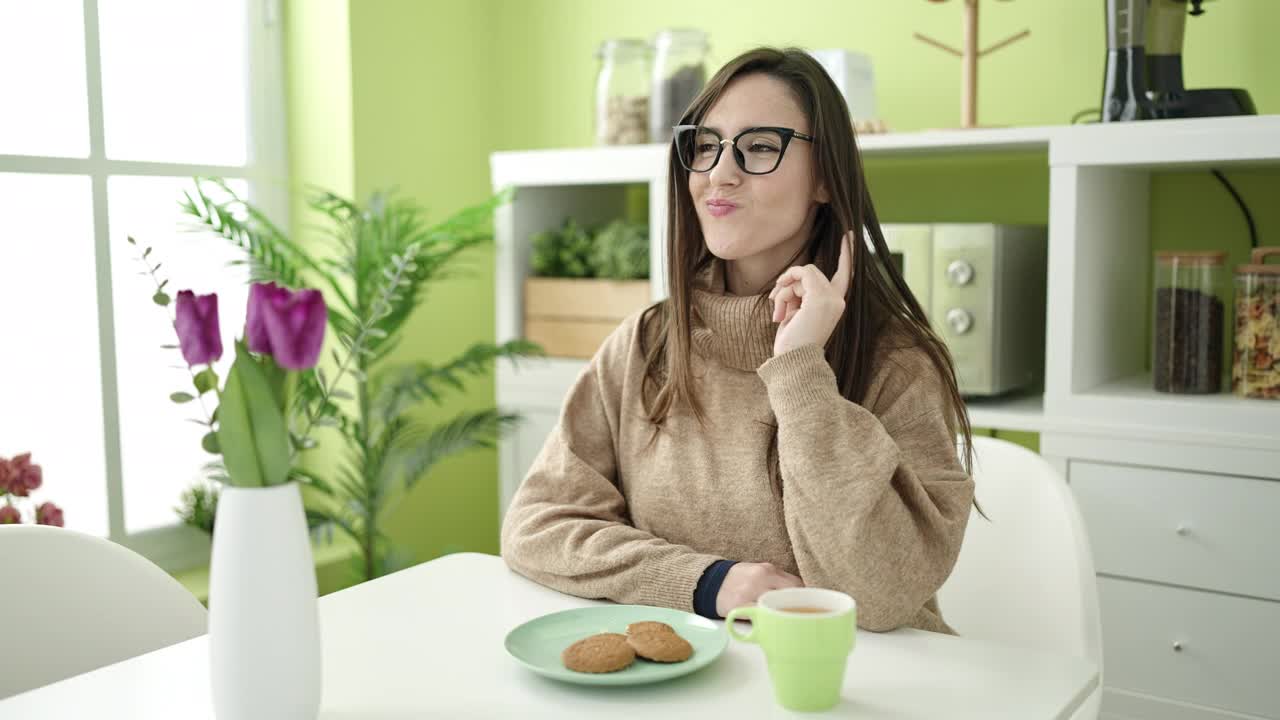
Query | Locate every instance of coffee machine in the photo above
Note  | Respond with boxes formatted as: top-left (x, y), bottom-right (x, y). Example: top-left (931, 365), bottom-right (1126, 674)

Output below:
top-left (1101, 0), bottom-right (1256, 122)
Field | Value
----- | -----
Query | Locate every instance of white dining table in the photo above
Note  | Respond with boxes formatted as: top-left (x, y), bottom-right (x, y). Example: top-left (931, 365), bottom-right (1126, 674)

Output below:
top-left (0, 552), bottom-right (1098, 719)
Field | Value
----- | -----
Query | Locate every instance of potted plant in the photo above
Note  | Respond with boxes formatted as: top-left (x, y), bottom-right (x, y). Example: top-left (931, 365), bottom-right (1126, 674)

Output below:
top-left (524, 218), bottom-right (651, 358)
top-left (143, 262), bottom-right (329, 719)
top-left (178, 180), bottom-right (538, 583)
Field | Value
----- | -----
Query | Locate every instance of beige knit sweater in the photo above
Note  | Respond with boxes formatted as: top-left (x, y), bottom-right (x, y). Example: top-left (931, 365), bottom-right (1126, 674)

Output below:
top-left (501, 269), bottom-right (975, 633)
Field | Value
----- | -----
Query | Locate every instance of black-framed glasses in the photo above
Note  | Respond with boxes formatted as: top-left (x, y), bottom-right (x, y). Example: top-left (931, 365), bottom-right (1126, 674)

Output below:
top-left (673, 124), bottom-right (815, 175)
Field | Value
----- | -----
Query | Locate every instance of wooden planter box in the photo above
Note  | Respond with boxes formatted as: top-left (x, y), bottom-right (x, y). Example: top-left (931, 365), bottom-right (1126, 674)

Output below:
top-left (524, 278), bottom-right (651, 359)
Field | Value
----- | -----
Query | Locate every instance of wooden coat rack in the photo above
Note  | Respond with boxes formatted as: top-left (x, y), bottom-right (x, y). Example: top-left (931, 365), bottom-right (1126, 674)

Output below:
top-left (915, 0), bottom-right (1030, 128)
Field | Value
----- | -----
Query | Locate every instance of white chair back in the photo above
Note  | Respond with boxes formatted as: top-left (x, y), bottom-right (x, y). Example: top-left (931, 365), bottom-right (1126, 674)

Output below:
top-left (0, 525), bottom-right (207, 699)
top-left (939, 435), bottom-right (1103, 720)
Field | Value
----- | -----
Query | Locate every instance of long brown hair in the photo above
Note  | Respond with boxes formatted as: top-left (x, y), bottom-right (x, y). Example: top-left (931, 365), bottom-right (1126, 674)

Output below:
top-left (638, 47), bottom-right (974, 474)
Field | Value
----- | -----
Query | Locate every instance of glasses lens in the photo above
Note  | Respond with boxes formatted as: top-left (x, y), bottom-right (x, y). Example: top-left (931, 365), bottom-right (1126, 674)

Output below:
top-left (735, 129), bottom-right (786, 174)
top-left (677, 127), bottom-right (721, 172)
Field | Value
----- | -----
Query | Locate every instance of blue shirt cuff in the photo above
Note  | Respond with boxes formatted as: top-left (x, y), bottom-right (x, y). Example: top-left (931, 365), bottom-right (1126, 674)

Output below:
top-left (693, 559), bottom-right (737, 619)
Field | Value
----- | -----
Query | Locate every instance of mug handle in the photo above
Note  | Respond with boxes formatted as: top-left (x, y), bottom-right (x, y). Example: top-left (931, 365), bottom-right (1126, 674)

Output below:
top-left (725, 607), bottom-right (758, 643)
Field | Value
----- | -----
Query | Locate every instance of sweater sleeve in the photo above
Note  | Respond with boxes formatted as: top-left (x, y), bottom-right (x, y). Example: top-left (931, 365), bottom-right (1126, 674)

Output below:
top-left (500, 318), bottom-right (723, 611)
top-left (756, 343), bottom-right (974, 632)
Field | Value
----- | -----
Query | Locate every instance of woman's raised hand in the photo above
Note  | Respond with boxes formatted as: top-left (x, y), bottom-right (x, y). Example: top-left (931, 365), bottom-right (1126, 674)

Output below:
top-left (768, 230), bottom-right (853, 357)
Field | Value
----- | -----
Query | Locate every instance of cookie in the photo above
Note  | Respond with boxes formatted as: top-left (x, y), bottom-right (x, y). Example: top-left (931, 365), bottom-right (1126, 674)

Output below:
top-left (562, 633), bottom-right (636, 673)
top-left (626, 629), bottom-right (693, 663)
top-left (626, 621), bottom-right (676, 637)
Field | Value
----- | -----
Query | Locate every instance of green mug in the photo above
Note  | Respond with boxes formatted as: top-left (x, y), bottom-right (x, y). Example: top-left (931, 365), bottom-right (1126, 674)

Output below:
top-left (725, 587), bottom-right (856, 712)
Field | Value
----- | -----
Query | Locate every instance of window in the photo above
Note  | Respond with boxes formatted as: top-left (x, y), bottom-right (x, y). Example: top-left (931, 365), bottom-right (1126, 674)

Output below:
top-left (0, 0), bottom-right (287, 570)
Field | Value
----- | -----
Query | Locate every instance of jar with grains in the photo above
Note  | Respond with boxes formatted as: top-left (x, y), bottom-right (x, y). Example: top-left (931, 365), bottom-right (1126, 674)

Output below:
top-left (649, 29), bottom-right (708, 143)
top-left (595, 39), bottom-right (650, 145)
top-left (1153, 251), bottom-right (1227, 394)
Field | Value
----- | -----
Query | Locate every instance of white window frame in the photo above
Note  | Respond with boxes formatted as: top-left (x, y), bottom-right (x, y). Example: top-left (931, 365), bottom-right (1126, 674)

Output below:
top-left (0, 0), bottom-right (289, 571)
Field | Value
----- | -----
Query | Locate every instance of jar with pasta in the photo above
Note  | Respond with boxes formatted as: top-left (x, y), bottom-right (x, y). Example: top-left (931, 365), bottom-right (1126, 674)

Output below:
top-left (1232, 247), bottom-right (1280, 400)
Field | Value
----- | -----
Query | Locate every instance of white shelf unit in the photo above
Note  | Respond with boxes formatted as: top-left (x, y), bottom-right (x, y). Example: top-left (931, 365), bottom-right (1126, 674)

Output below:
top-left (493, 115), bottom-right (1280, 720)
top-left (1043, 115), bottom-right (1280, 469)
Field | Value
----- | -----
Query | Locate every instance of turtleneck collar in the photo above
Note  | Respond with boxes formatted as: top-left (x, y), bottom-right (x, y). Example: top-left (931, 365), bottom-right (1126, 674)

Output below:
top-left (690, 260), bottom-right (778, 372)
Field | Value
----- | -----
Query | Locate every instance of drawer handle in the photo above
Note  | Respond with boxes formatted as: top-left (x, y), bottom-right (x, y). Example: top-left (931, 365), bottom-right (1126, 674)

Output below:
top-left (1172, 641), bottom-right (1184, 653)
top-left (1175, 524), bottom-right (1191, 537)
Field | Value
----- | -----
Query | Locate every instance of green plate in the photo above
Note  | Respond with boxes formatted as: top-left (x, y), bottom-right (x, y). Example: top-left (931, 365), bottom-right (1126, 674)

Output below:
top-left (504, 605), bottom-right (728, 686)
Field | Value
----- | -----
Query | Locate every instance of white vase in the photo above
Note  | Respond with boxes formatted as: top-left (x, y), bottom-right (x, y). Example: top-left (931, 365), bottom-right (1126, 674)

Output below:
top-left (209, 482), bottom-right (321, 720)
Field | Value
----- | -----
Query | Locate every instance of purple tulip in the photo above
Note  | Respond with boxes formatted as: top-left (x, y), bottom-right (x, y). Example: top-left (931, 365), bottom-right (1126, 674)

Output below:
top-left (0, 458), bottom-right (13, 495)
top-left (174, 291), bottom-right (223, 366)
top-left (36, 501), bottom-right (64, 527)
top-left (0, 505), bottom-right (19, 524)
top-left (244, 282), bottom-right (288, 355)
top-left (245, 282), bottom-right (327, 370)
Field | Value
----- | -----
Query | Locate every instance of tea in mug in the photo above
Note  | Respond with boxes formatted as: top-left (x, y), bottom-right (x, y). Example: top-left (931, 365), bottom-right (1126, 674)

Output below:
top-left (779, 606), bottom-right (829, 614)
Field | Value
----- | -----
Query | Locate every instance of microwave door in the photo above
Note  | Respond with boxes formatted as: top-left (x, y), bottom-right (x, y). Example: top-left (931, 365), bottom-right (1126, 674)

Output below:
top-left (881, 224), bottom-right (934, 312)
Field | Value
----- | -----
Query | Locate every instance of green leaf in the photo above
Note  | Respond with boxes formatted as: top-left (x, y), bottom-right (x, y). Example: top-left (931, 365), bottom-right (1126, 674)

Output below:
top-left (329, 389), bottom-right (354, 401)
top-left (215, 343), bottom-right (291, 487)
top-left (259, 355), bottom-right (288, 411)
top-left (193, 368), bottom-right (218, 395)
top-left (388, 409), bottom-right (520, 496)
top-left (144, 247), bottom-right (152, 258)
top-left (201, 431), bottom-right (220, 454)
top-left (216, 363), bottom-right (264, 486)
top-left (170, 392), bottom-right (195, 404)
top-left (153, 291), bottom-right (171, 306)
top-left (161, 344), bottom-right (179, 350)
top-left (127, 236), bottom-right (137, 245)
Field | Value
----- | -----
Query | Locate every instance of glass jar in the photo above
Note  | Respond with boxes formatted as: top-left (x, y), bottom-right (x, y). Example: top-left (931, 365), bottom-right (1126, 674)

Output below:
top-left (649, 29), bottom-right (709, 143)
top-left (1153, 251), bottom-right (1227, 394)
top-left (1232, 247), bottom-right (1280, 400)
top-left (595, 39), bottom-right (650, 146)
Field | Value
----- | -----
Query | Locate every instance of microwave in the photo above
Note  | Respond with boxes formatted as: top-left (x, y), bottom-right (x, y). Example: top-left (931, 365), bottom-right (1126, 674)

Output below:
top-left (881, 224), bottom-right (1048, 397)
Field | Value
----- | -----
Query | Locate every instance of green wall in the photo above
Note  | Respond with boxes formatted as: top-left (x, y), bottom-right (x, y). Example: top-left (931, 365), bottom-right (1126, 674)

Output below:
top-left (347, 0), bottom-right (506, 564)
top-left (284, 0), bottom-right (1278, 566)
top-left (489, 0), bottom-right (1279, 147)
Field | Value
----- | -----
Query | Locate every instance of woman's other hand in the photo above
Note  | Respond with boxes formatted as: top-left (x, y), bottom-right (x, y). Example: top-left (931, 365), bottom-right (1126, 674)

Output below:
top-left (769, 230), bottom-right (853, 356)
top-left (716, 561), bottom-right (804, 617)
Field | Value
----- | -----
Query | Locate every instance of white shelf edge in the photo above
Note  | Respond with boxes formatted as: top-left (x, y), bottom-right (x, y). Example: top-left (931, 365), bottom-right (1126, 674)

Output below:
top-left (858, 125), bottom-right (1055, 155)
top-left (1051, 115), bottom-right (1280, 168)
top-left (490, 144), bottom-right (667, 188)
top-left (1049, 373), bottom-right (1280, 452)
top-left (489, 126), bottom-right (1057, 189)
top-left (490, 116), bottom-right (1280, 190)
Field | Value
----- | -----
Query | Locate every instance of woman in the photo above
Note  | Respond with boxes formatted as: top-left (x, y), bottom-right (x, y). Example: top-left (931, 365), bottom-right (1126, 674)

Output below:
top-left (501, 47), bottom-right (974, 633)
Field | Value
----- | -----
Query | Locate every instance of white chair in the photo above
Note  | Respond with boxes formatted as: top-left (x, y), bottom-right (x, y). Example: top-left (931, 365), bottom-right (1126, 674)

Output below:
top-left (938, 436), bottom-right (1103, 720)
top-left (0, 524), bottom-right (208, 699)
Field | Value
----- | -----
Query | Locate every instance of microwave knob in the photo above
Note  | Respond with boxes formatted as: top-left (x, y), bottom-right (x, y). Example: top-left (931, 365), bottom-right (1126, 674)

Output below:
top-left (946, 260), bottom-right (975, 286)
top-left (945, 308), bottom-right (974, 335)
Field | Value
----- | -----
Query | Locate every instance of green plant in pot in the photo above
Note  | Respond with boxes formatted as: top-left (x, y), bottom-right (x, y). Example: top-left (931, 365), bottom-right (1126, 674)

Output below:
top-left (530, 217), bottom-right (649, 281)
top-left (180, 179), bottom-right (539, 582)
top-left (591, 218), bottom-right (649, 281)
top-left (525, 217), bottom-right (649, 359)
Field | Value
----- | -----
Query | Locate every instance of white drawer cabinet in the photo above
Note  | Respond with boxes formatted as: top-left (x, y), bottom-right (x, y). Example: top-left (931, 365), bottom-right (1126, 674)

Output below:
top-left (501, 407), bottom-right (558, 515)
top-left (1103, 687), bottom-right (1277, 720)
top-left (496, 357), bottom-right (584, 522)
top-left (1097, 577), bottom-right (1280, 719)
top-left (1071, 462), bottom-right (1280, 602)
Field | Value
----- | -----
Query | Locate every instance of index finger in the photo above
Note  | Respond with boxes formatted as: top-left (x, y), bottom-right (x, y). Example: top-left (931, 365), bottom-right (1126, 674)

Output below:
top-left (833, 230), bottom-right (853, 298)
